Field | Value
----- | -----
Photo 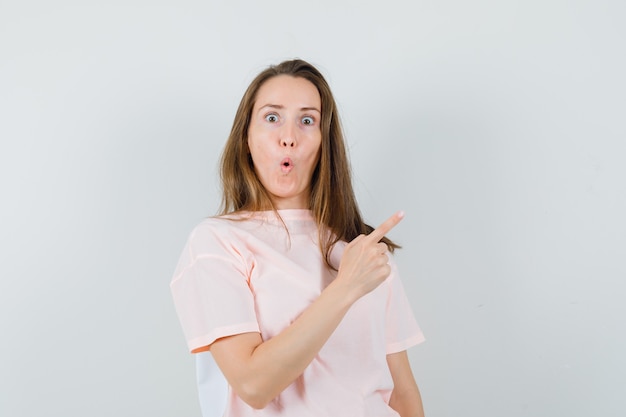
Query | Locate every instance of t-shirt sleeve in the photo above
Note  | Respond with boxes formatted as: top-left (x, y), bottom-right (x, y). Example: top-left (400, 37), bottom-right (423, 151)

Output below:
top-left (384, 257), bottom-right (425, 354)
top-left (170, 221), bottom-right (260, 353)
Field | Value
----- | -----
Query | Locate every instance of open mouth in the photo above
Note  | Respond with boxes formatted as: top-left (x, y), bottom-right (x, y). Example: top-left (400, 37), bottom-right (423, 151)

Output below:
top-left (281, 157), bottom-right (293, 173)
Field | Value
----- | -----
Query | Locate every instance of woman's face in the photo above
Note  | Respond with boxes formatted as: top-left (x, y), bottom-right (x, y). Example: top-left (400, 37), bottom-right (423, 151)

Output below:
top-left (248, 75), bottom-right (322, 209)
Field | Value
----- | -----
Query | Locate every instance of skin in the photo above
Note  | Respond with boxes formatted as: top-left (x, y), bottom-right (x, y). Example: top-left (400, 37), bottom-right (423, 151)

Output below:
top-left (388, 350), bottom-right (425, 417)
top-left (247, 75), bottom-right (322, 209)
top-left (210, 75), bottom-right (425, 416)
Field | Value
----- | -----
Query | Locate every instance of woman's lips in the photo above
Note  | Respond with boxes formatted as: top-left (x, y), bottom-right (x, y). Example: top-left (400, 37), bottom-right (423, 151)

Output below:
top-left (281, 157), bottom-right (294, 173)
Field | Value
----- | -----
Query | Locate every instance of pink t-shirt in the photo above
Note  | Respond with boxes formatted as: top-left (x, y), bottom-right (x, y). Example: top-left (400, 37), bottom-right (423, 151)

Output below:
top-left (171, 209), bottom-right (424, 416)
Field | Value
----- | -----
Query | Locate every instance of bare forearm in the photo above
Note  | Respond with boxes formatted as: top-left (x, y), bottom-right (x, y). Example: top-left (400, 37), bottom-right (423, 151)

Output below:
top-left (387, 350), bottom-right (425, 417)
top-left (254, 281), bottom-right (353, 395)
top-left (217, 279), bottom-right (355, 408)
top-left (389, 385), bottom-right (425, 417)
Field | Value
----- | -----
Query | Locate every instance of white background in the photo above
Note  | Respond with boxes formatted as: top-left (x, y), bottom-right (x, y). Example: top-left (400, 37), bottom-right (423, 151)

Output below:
top-left (1, 1), bottom-right (625, 416)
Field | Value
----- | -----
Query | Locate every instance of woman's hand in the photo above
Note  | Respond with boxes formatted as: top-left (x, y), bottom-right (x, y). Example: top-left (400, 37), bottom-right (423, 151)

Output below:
top-left (336, 211), bottom-right (405, 301)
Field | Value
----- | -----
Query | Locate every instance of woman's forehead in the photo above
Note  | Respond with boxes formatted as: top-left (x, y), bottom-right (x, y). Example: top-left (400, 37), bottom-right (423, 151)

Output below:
top-left (254, 75), bottom-right (321, 111)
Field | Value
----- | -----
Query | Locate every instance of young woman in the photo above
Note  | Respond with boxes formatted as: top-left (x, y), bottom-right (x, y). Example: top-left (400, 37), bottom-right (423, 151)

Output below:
top-left (171, 59), bottom-right (425, 417)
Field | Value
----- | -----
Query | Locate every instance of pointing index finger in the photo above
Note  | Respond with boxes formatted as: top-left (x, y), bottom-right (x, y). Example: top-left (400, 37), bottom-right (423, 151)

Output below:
top-left (367, 211), bottom-right (405, 243)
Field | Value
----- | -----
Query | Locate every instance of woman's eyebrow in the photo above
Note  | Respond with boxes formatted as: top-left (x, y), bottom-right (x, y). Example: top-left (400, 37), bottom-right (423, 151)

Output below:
top-left (300, 106), bottom-right (321, 113)
top-left (258, 104), bottom-right (283, 112)
top-left (258, 104), bottom-right (321, 113)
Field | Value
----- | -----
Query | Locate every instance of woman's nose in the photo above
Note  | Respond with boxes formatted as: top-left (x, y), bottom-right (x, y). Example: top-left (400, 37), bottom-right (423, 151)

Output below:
top-left (280, 124), bottom-right (296, 147)
top-left (281, 137), bottom-right (295, 147)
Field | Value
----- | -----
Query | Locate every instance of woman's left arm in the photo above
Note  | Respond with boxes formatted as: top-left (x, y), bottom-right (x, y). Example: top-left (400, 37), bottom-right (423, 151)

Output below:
top-left (387, 350), bottom-right (425, 417)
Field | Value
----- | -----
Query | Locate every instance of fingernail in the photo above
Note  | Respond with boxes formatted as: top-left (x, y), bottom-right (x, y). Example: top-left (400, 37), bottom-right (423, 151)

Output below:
top-left (397, 210), bottom-right (405, 218)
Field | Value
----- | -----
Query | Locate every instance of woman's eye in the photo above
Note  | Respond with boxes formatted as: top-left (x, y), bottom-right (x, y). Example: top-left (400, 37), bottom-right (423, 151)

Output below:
top-left (302, 116), bottom-right (314, 125)
top-left (265, 114), bottom-right (278, 123)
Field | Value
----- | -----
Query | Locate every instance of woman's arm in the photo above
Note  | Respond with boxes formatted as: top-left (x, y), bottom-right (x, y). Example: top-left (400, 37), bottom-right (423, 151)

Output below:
top-left (387, 350), bottom-right (425, 417)
top-left (210, 280), bottom-right (353, 408)
top-left (209, 212), bottom-right (404, 409)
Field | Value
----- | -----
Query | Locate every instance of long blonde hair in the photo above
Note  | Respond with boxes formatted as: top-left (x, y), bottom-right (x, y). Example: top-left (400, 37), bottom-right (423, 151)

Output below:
top-left (219, 59), bottom-right (399, 268)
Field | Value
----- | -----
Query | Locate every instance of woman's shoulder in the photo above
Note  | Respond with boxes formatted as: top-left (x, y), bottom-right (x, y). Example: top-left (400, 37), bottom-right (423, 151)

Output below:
top-left (188, 213), bottom-right (251, 239)
top-left (186, 209), bottom-right (318, 249)
top-left (177, 215), bottom-right (257, 263)
top-left (187, 211), bottom-right (277, 241)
